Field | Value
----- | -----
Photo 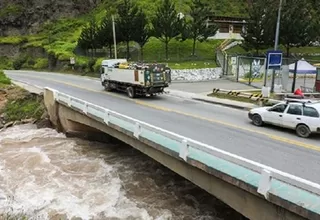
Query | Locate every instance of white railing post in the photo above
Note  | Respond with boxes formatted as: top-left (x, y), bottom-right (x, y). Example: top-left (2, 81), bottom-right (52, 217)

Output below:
top-left (104, 110), bottom-right (110, 125)
top-left (258, 169), bottom-right (272, 199)
top-left (134, 122), bottom-right (141, 139)
top-left (83, 102), bottom-right (88, 114)
top-left (67, 96), bottom-right (72, 107)
top-left (179, 139), bottom-right (189, 161)
top-left (53, 90), bottom-right (58, 101)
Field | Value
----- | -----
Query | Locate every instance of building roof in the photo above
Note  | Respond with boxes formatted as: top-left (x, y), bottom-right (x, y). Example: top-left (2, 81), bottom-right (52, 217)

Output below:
top-left (208, 15), bottom-right (248, 24)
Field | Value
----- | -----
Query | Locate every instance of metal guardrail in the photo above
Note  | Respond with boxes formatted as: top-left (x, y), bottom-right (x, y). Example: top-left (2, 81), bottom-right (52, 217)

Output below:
top-left (47, 87), bottom-right (320, 199)
top-left (212, 88), bottom-right (273, 103)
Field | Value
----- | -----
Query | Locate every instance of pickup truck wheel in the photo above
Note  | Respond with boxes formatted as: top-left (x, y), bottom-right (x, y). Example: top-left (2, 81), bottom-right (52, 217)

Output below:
top-left (252, 114), bottom-right (263, 126)
top-left (296, 124), bottom-right (311, 138)
top-left (127, 87), bottom-right (136, 98)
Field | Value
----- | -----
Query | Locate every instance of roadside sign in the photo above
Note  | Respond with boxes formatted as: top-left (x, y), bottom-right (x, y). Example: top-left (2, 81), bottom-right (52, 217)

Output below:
top-left (266, 50), bottom-right (282, 69)
top-left (70, 57), bottom-right (75, 65)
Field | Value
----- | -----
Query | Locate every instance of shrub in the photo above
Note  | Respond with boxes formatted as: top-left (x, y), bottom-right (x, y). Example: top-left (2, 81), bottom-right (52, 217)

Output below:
top-left (87, 58), bottom-right (97, 72)
top-left (34, 58), bottom-right (49, 69)
top-left (0, 56), bottom-right (13, 70)
top-left (3, 94), bottom-right (44, 121)
top-left (94, 58), bottom-right (104, 73)
top-left (12, 56), bottom-right (27, 70)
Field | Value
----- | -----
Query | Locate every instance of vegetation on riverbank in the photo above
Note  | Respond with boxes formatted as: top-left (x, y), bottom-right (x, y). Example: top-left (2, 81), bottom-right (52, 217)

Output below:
top-left (3, 89), bottom-right (45, 122)
top-left (0, 71), bottom-right (49, 129)
top-left (0, 70), bottom-right (11, 85)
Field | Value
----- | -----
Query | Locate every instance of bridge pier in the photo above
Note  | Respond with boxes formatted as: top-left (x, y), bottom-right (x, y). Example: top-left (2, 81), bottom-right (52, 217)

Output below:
top-left (43, 88), bottom-right (308, 220)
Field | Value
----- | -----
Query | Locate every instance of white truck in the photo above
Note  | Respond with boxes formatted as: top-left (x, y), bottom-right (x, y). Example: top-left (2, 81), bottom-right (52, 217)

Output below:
top-left (100, 59), bottom-right (171, 98)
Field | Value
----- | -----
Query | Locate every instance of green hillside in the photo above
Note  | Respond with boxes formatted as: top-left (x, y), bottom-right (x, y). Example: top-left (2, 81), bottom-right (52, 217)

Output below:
top-left (0, 0), bottom-right (248, 71)
top-left (134, 0), bottom-right (248, 18)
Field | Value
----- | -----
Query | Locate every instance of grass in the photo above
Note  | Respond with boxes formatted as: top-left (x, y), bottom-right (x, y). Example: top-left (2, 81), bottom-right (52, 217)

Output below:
top-left (2, 88), bottom-right (45, 122)
top-left (0, 36), bottom-right (27, 45)
top-left (208, 91), bottom-right (275, 106)
top-left (0, 70), bottom-right (11, 85)
top-left (139, 38), bottom-right (222, 62)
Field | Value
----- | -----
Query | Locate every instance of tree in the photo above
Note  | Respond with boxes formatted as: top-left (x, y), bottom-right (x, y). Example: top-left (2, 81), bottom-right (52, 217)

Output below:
top-left (77, 17), bottom-right (99, 58)
top-left (116, 0), bottom-right (139, 59)
top-left (96, 15), bottom-right (122, 58)
top-left (132, 8), bottom-right (150, 61)
top-left (151, 0), bottom-right (183, 60)
top-left (184, 0), bottom-right (218, 56)
top-left (241, 0), bottom-right (275, 54)
top-left (305, 0), bottom-right (320, 43)
top-left (279, 0), bottom-right (315, 57)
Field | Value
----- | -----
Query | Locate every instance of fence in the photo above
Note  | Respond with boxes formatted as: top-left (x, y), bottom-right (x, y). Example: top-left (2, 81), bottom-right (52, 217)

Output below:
top-left (83, 45), bottom-right (216, 63)
top-left (216, 51), bottom-right (320, 93)
top-left (49, 87), bottom-right (320, 206)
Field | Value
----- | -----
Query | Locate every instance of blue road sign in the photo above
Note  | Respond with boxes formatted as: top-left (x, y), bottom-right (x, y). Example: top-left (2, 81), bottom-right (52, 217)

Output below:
top-left (266, 50), bottom-right (283, 69)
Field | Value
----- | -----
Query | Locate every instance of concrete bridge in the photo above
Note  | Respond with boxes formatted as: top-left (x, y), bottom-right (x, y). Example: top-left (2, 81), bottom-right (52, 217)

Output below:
top-left (6, 70), bottom-right (320, 220)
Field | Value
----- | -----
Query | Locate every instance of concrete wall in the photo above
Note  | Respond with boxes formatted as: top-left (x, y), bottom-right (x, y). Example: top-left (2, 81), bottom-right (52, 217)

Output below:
top-left (43, 88), bottom-right (308, 220)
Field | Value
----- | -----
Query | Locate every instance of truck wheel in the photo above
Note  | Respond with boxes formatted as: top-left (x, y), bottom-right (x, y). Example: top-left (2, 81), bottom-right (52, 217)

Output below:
top-left (127, 87), bottom-right (136, 98)
top-left (104, 81), bottom-right (112, 91)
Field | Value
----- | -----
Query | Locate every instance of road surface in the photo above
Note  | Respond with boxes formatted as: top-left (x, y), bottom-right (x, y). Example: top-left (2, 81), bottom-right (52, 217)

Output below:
top-left (169, 79), bottom-right (256, 94)
top-left (5, 70), bottom-right (320, 184)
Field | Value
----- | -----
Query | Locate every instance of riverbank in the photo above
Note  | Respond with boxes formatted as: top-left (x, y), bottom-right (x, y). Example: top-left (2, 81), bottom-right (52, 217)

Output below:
top-left (0, 71), bottom-right (51, 130)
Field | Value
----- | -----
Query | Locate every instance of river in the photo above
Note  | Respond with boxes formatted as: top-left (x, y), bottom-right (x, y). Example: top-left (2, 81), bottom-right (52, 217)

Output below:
top-left (0, 124), bottom-right (244, 220)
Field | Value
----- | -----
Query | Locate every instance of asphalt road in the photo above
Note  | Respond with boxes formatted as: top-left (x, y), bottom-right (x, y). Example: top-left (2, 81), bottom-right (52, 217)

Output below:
top-left (5, 70), bottom-right (320, 184)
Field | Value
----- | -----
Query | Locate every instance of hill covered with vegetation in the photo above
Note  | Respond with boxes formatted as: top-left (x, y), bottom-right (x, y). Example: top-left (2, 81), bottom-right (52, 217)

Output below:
top-left (0, 0), bottom-right (248, 72)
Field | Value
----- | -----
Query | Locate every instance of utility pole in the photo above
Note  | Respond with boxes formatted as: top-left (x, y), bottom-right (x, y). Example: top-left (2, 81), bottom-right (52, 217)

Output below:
top-left (270, 0), bottom-right (283, 93)
top-left (112, 15), bottom-right (117, 59)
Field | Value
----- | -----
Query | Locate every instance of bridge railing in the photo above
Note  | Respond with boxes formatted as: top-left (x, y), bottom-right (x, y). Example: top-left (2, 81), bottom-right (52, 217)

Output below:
top-left (49, 87), bottom-right (320, 201)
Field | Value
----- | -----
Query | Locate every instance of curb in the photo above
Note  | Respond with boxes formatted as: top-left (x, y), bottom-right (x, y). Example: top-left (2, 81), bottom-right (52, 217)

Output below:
top-left (11, 80), bottom-right (44, 95)
top-left (192, 98), bottom-right (254, 111)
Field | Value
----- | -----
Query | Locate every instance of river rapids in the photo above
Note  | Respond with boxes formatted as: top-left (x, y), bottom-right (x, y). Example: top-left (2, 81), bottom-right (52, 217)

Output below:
top-left (0, 124), bottom-right (243, 220)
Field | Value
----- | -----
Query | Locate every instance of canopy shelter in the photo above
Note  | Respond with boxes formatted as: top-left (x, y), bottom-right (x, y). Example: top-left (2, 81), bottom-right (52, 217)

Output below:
top-left (289, 59), bottom-right (317, 74)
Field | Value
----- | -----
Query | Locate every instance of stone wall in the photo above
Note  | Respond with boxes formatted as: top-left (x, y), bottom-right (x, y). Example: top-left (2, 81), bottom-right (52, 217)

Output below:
top-left (171, 68), bottom-right (222, 82)
top-left (0, 44), bottom-right (47, 59)
top-left (0, 44), bottom-right (20, 58)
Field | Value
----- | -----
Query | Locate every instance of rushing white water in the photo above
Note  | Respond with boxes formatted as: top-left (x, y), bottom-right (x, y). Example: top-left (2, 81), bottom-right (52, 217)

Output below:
top-left (0, 124), bottom-right (243, 220)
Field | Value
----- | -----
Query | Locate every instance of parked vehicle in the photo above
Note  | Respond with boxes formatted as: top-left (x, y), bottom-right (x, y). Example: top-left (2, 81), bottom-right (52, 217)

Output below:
top-left (100, 59), bottom-right (171, 98)
top-left (248, 98), bottom-right (320, 138)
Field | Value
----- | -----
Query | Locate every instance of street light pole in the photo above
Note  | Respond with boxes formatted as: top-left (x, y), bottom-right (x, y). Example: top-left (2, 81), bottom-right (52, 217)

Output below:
top-left (274, 0), bottom-right (283, 50)
top-left (270, 0), bottom-right (283, 93)
top-left (112, 15), bottom-right (117, 59)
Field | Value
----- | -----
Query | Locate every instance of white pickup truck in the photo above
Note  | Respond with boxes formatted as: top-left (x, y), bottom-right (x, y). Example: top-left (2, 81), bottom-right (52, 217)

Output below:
top-left (100, 59), bottom-right (171, 98)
